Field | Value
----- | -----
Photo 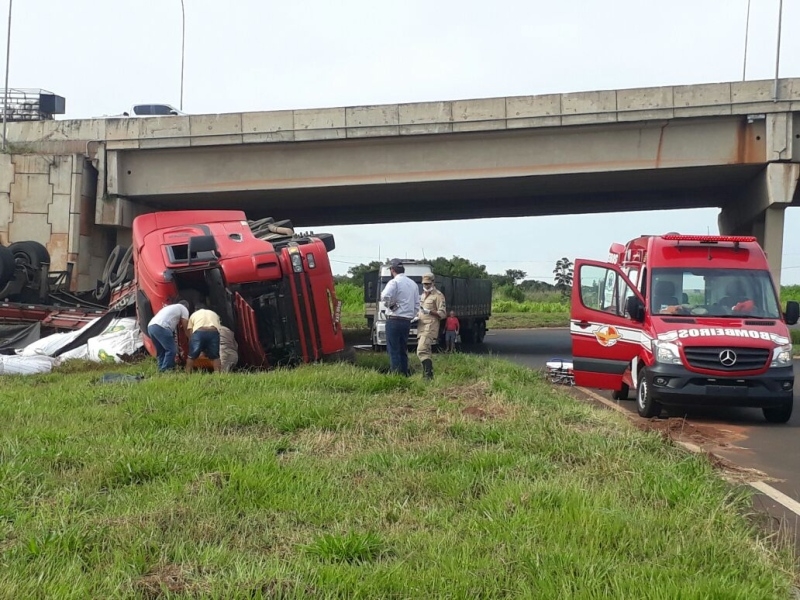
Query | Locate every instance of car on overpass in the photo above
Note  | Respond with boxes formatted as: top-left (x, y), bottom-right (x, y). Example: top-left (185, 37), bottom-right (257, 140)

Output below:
top-left (121, 104), bottom-right (185, 117)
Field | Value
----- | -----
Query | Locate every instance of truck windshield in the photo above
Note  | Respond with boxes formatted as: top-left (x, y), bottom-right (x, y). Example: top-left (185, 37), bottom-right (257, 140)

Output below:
top-left (650, 268), bottom-right (780, 319)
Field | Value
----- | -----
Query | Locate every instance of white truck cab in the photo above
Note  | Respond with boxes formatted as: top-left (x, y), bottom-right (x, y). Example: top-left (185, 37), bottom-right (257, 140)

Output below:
top-left (368, 260), bottom-right (429, 350)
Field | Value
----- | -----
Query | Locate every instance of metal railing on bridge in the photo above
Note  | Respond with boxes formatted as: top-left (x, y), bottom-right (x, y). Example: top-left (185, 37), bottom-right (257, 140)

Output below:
top-left (0, 89), bottom-right (65, 121)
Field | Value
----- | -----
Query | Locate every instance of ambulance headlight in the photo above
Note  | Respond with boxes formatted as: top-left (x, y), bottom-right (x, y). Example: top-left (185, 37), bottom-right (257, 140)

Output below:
top-left (771, 344), bottom-right (793, 367)
top-left (652, 340), bottom-right (682, 365)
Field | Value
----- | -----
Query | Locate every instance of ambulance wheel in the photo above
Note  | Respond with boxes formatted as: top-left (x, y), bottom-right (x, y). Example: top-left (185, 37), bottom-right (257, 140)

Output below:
top-left (636, 369), bottom-right (661, 418)
top-left (612, 384), bottom-right (629, 400)
top-left (763, 402), bottom-right (793, 424)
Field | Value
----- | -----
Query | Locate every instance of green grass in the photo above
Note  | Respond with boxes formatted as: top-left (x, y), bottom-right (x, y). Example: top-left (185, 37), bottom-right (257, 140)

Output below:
top-left (490, 312), bottom-right (569, 329)
top-left (0, 355), bottom-right (794, 598)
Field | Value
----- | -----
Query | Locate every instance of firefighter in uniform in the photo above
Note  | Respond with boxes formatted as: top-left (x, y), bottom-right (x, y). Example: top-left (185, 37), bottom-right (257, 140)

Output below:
top-left (416, 273), bottom-right (446, 380)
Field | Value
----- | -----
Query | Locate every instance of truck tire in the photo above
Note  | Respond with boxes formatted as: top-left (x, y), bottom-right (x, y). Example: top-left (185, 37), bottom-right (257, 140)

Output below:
top-left (636, 369), bottom-right (661, 418)
top-left (0, 245), bottom-right (15, 288)
top-left (8, 241), bottom-right (50, 269)
top-left (109, 245), bottom-right (133, 287)
top-left (475, 320), bottom-right (487, 343)
top-left (763, 402), bottom-right (793, 424)
top-left (94, 245), bottom-right (124, 301)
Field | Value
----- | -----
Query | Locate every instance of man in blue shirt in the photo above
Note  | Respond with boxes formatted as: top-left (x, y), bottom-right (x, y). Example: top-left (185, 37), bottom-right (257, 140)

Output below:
top-left (381, 259), bottom-right (420, 375)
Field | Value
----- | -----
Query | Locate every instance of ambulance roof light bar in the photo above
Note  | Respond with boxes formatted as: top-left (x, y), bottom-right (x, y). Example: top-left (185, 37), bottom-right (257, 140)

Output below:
top-left (661, 234), bottom-right (757, 243)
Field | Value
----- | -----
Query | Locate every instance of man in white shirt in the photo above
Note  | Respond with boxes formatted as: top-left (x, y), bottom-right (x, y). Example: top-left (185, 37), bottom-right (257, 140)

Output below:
top-left (380, 259), bottom-right (421, 376)
top-left (147, 300), bottom-right (190, 372)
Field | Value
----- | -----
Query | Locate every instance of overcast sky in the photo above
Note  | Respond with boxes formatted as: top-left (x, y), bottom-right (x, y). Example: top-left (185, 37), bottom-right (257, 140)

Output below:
top-left (6, 0), bottom-right (800, 283)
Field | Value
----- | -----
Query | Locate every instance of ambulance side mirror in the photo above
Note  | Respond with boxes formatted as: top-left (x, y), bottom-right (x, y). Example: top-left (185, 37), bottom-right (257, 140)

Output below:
top-left (784, 301), bottom-right (799, 326)
top-left (626, 296), bottom-right (645, 323)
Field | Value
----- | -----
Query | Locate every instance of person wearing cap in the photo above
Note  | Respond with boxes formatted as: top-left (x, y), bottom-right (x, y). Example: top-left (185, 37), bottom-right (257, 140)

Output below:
top-left (147, 299), bottom-right (190, 372)
top-left (381, 259), bottom-right (420, 375)
top-left (416, 273), bottom-right (446, 380)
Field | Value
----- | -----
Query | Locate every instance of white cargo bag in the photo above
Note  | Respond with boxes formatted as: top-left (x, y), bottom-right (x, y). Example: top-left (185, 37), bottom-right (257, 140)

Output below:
top-left (0, 354), bottom-right (60, 375)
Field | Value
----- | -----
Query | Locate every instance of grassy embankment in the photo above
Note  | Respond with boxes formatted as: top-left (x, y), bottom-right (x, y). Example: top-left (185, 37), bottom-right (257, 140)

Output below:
top-left (0, 354), bottom-right (794, 597)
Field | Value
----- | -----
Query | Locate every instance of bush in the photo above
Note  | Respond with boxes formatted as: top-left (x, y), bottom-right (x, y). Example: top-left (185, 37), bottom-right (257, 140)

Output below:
top-left (791, 329), bottom-right (800, 346)
top-left (496, 284), bottom-right (525, 303)
top-left (335, 282), bottom-right (363, 313)
top-left (782, 285), bottom-right (800, 305)
top-left (492, 301), bottom-right (569, 314)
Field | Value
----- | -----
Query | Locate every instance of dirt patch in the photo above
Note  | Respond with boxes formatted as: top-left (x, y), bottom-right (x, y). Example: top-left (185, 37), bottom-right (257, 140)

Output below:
top-left (704, 451), bottom-right (776, 483)
top-left (442, 381), bottom-right (491, 404)
top-left (461, 406), bottom-right (488, 419)
top-left (135, 564), bottom-right (200, 598)
top-left (442, 381), bottom-right (513, 421)
top-left (634, 417), bottom-right (748, 450)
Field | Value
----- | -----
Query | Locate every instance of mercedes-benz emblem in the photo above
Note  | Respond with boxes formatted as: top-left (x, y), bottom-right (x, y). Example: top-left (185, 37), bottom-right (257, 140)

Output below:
top-left (719, 349), bottom-right (737, 367)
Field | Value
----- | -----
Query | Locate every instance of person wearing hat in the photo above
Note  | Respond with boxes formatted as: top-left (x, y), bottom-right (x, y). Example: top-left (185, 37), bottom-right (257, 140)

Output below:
top-left (416, 273), bottom-right (446, 380)
top-left (380, 259), bottom-right (420, 375)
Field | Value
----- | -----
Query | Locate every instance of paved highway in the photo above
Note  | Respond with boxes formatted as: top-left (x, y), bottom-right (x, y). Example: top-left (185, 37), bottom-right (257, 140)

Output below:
top-left (475, 328), bottom-right (800, 533)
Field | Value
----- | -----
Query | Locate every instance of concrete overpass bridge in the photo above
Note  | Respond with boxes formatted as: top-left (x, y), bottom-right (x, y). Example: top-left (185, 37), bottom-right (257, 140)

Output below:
top-left (1, 78), bottom-right (799, 288)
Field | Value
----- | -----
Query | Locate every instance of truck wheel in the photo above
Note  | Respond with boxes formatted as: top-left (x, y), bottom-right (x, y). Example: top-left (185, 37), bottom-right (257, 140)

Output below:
top-left (763, 402), bottom-right (793, 424)
top-left (94, 245), bottom-right (124, 301)
top-left (636, 369), bottom-right (661, 418)
top-left (612, 384), bottom-right (630, 400)
top-left (475, 321), bottom-right (487, 343)
top-left (109, 245), bottom-right (133, 287)
top-left (8, 241), bottom-right (50, 269)
top-left (0, 245), bottom-right (15, 288)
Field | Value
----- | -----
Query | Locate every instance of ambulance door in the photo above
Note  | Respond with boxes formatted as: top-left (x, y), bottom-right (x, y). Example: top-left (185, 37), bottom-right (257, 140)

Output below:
top-left (570, 260), bottom-right (645, 389)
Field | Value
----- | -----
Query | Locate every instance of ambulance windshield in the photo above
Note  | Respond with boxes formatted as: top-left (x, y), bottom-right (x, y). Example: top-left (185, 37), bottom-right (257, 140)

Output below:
top-left (649, 268), bottom-right (781, 319)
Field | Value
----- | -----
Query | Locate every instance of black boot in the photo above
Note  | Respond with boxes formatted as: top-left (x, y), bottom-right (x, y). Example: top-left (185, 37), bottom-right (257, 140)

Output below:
top-left (422, 359), bottom-right (433, 380)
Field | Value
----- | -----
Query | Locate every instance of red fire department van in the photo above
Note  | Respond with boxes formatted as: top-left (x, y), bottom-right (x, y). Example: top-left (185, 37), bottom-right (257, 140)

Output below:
top-left (570, 234), bottom-right (799, 423)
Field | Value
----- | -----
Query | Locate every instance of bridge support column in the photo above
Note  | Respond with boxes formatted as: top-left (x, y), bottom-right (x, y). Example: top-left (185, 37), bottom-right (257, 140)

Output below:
top-left (718, 162), bottom-right (799, 287)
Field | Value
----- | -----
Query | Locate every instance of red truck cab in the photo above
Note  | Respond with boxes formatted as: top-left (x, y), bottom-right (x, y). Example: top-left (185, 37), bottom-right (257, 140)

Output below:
top-left (571, 234), bottom-right (799, 423)
top-left (133, 210), bottom-right (344, 369)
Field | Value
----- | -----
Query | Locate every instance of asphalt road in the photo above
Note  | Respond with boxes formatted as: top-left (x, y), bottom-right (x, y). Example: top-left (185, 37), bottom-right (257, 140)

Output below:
top-left (475, 328), bottom-right (800, 523)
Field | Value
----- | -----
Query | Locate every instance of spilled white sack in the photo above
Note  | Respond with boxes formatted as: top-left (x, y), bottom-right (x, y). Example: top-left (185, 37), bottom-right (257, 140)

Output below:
top-left (0, 354), bottom-right (60, 375)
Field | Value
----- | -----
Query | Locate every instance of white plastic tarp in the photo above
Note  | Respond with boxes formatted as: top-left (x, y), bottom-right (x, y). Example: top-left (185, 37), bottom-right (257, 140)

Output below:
top-left (15, 317), bottom-right (143, 364)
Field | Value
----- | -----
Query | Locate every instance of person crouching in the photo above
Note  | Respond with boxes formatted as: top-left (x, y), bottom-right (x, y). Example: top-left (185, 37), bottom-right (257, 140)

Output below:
top-left (186, 305), bottom-right (222, 373)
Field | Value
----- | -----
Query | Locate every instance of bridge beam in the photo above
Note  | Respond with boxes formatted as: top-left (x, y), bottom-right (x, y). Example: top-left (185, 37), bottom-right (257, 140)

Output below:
top-left (718, 162), bottom-right (800, 287)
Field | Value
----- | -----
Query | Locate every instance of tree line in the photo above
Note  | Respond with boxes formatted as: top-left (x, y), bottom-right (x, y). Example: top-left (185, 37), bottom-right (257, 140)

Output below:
top-left (339, 256), bottom-right (574, 300)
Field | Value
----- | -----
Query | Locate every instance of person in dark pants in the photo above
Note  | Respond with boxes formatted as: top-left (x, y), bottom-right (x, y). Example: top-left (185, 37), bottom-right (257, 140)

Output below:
top-left (185, 306), bottom-right (222, 373)
top-left (381, 259), bottom-right (420, 375)
top-left (147, 300), bottom-right (190, 372)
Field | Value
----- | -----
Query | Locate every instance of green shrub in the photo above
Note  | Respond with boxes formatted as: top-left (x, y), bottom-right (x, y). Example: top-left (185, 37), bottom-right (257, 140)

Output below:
top-left (335, 282), bottom-right (363, 314)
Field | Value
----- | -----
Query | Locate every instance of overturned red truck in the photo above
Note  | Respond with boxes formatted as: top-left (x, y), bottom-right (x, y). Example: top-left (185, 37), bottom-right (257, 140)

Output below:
top-left (133, 210), bottom-right (345, 368)
top-left (0, 210), bottom-right (345, 368)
